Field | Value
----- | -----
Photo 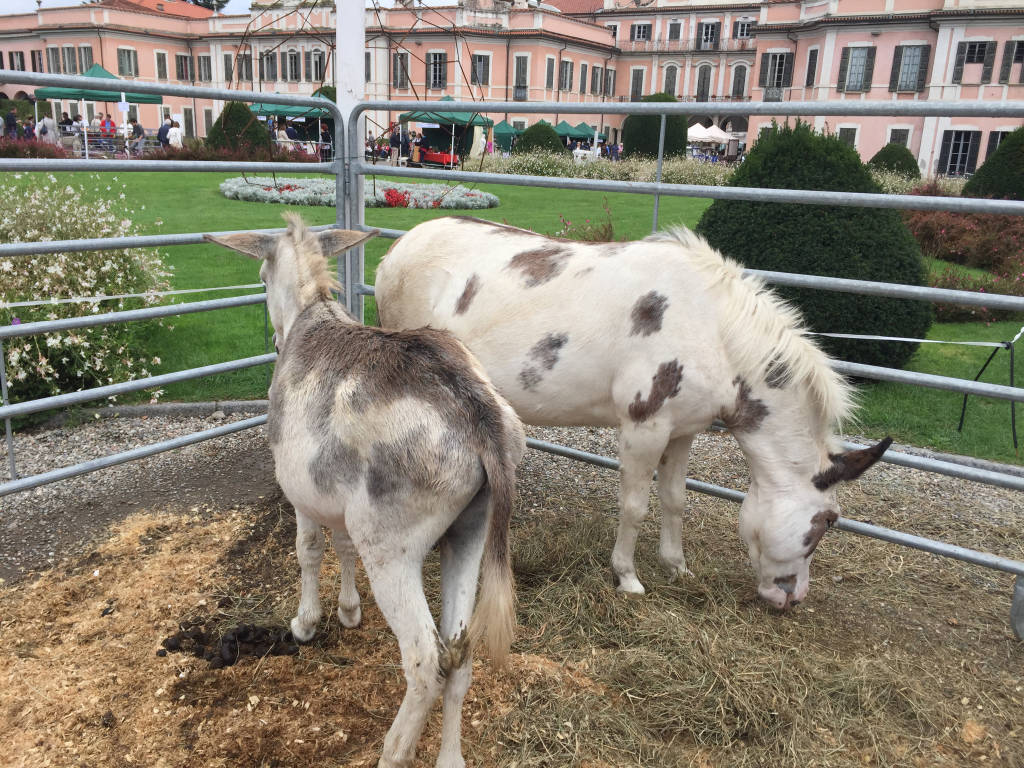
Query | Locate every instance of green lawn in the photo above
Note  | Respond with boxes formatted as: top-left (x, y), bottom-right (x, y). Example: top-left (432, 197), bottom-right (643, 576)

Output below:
top-left (6, 171), bottom-right (1022, 464)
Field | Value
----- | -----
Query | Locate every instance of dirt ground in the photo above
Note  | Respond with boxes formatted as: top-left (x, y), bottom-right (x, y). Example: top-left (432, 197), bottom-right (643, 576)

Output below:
top-left (0, 426), bottom-right (1021, 768)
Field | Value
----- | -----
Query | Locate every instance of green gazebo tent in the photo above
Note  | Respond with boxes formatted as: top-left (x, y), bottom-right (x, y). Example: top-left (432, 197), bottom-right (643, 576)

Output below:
top-left (574, 121), bottom-right (606, 141)
top-left (33, 63), bottom-right (162, 104)
top-left (491, 119), bottom-right (520, 152)
top-left (249, 95), bottom-right (332, 118)
top-left (397, 95), bottom-right (494, 128)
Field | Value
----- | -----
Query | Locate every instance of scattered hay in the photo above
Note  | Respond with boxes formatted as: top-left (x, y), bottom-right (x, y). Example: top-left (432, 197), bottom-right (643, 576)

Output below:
top-left (0, 429), bottom-right (1021, 767)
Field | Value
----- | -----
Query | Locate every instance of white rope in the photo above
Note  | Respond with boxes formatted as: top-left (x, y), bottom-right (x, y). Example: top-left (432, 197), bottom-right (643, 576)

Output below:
top-left (2, 284), bottom-right (264, 310)
top-left (810, 332), bottom-right (1013, 348)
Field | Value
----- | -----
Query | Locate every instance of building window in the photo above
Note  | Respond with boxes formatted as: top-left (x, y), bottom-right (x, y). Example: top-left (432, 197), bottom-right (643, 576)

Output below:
top-left (838, 47), bottom-right (875, 92)
top-left (46, 47), bottom-right (61, 74)
top-left (183, 107), bottom-right (195, 140)
top-left (545, 57), bottom-right (555, 89)
top-left (223, 53), bottom-right (233, 83)
top-left (668, 22), bottom-right (681, 41)
top-left (890, 45), bottom-right (929, 92)
top-left (986, 130), bottom-right (1012, 159)
top-left (733, 20), bottom-right (752, 39)
top-left (427, 52), bottom-right (446, 89)
top-left (664, 65), bottom-right (677, 96)
top-left (838, 127), bottom-right (857, 147)
top-left (471, 53), bottom-right (490, 86)
top-left (31, 50), bottom-right (43, 73)
top-left (579, 62), bottom-right (588, 94)
top-left (559, 60), bottom-right (574, 91)
top-left (630, 68), bottom-right (644, 100)
top-left (606, 24), bottom-right (617, 39)
top-left (512, 119), bottom-right (526, 131)
top-left (175, 54), bottom-right (193, 81)
top-left (695, 65), bottom-right (711, 101)
top-left (998, 40), bottom-right (1024, 84)
top-left (591, 65), bottom-right (602, 95)
top-left (514, 54), bottom-right (528, 88)
top-left (118, 48), bottom-right (139, 78)
top-left (952, 41), bottom-right (995, 84)
top-left (8, 51), bottom-right (25, 71)
top-left (806, 48), bottom-right (818, 87)
top-left (938, 130), bottom-right (981, 175)
top-left (62, 45), bottom-right (78, 75)
top-left (605, 69), bottom-right (615, 97)
top-left (393, 52), bottom-right (409, 88)
top-left (284, 51), bottom-right (299, 82)
top-left (204, 108), bottom-right (214, 135)
top-left (237, 54), bottom-right (252, 81)
top-left (78, 46), bottom-right (93, 72)
top-left (732, 66), bottom-right (746, 97)
top-left (86, 103), bottom-right (96, 122)
top-left (759, 52), bottom-right (794, 100)
top-left (196, 55), bottom-right (212, 82)
top-left (630, 23), bottom-right (652, 42)
top-left (699, 22), bottom-right (720, 51)
top-left (259, 52), bottom-right (277, 81)
top-left (308, 49), bottom-right (325, 82)
top-left (889, 128), bottom-right (910, 146)
top-left (156, 52), bottom-right (167, 80)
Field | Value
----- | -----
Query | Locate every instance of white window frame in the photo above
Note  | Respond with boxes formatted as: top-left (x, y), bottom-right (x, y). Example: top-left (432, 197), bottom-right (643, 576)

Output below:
top-left (427, 50), bottom-right (446, 90)
top-left (78, 45), bottom-right (93, 73)
top-left (8, 51), bottom-right (26, 72)
top-left (895, 44), bottom-right (926, 91)
top-left (663, 64), bottom-right (678, 95)
top-left (630, 23), bottom-right (652, 42)
top-left (175, 53), bottom-right (193, 82)
top-left (512, 119), bottom-right (526, 131)
top-left (888, 125), bottom-right (913, 146)
top-left (471, 51), bottom-right (491, 87)
top-left (287, 50), bottom-right (301, 82)
top-left (837, 124), bottom-right (859, 148)
top-left (310, 49), bottom-right (325, 82)
top-left (606, 24), bottom-right (618, 40)
top-left (735, 20), bottom-right (752, 39)
top-left (155, 50), bottom-right (168, 81)
top-left (558, 58), bottom-right (574, 92)
top-left (629, 66), bottom-right (645, 100)
top-left (117, 47), bottom-right (139, 78)
top-left (844, 45), bottom-right (870, 92)
top-left (46, 46), bottom-right (61, 74)
top-left (393, 51), bottom-right (410, 89)
top-left (513, 53), bottom-right (530, 88)
top-left (197, 54), bottom-right (213, 83)
top-left (62, 44), bottom-right (78, 75)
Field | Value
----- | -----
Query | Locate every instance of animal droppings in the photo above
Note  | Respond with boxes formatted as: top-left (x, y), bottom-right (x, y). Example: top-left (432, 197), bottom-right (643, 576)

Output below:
top-left (160, 621), bottom-right (299, 669)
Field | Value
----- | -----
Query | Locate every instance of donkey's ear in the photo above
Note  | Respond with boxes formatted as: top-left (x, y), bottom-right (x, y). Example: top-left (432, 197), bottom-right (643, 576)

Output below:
top-left (203, 232), bottom-right (276, 260)
top-left (318, 228), bottom-right (379, 257)
top-left (812, 437), bottom-right (893, 491)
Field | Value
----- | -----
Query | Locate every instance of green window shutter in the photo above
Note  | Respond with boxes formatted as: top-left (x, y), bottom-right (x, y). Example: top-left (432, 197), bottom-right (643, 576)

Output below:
top-left (917, 45), bottom-right (931, 92)
top-left (837, 47), bottom-right (850, 91)
top-left (712, 22), bottom-right (721, 51)
top-left (966, 131), bottom-right (981, 173)
top-left (889, 46), bottom-right (903, 91)
top-left (782, 52), bottom-right (794, 87)
top-left (758, 53), bottom-right (769, 87)
top-left (863, 47), bottom-right (876, 91)
top-left (937, 130), bottom-right (952, 174)
top-left (952, 42), bottom-right (966, 84)
top-left (806, 48), bottom-right (818, 87)
top-left (981, 41), bottom-right (996, 83)
top-left (998, 41), bottom-right (1014, 84)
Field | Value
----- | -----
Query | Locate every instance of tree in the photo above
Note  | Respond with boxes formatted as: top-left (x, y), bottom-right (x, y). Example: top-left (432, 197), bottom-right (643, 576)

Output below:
top-left (186, 0), bottom-right (230, 11)
top-left (621, 93), bottom-right (687, 159)
top-left (696, 121), bottom-right (932, 370)
top-left (868, 142), bottom-right (921, 179)
top-left (205, 101), bottom-right (271, 155)
top-left (512, 121), bottom-right (566, 154)
top-left (963, 126), bottom-right (1024, 201)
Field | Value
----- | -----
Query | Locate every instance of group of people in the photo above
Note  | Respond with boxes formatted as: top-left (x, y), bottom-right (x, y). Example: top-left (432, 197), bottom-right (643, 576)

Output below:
top-left (270, 117), bottom-right (333, 158)
top-left (2, 106), bottom-right (186, 156)
top-left (363, 127), bottom-right (438, 165)
top-left (0, 107), bottom-right (51, 143)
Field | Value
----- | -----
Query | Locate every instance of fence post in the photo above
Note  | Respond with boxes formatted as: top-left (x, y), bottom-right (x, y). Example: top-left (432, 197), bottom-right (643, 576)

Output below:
top-left (652, 113), bottom-right (666, 234)
top-left (0, 340), bottom-right (16, 480)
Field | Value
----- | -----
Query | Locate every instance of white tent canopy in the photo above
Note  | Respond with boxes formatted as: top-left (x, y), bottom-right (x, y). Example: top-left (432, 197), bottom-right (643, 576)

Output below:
top-left (687, 123), bottom-right (711, 142)
top-left (704, 124), bottom-right (733, 143)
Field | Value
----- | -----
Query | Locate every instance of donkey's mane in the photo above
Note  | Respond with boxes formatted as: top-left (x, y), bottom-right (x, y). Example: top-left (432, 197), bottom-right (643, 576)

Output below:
top-left (283, 212), bottom-right (341, 302)
top-left (646, 227), bottom-right (855, 435)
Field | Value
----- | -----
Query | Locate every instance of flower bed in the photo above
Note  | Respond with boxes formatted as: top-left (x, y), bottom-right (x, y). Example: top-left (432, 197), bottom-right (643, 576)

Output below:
top-left (219, 176), bottom-right (499, 209)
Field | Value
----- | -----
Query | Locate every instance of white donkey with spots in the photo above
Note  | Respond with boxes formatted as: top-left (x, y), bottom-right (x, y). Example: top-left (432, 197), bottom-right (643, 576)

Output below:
top-left (206, 215), bottom-right (525, 768)
top-left (376, 217), bottom-right (891, 609)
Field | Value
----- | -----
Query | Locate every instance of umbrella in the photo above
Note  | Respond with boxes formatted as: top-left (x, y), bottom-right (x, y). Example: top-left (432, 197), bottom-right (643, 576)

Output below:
top-left (34, 63), bottom-right (162, 104)
top-left (554, 120), bottom-right (590, 140)
top-left (574, 121), bottom-right (606, 141)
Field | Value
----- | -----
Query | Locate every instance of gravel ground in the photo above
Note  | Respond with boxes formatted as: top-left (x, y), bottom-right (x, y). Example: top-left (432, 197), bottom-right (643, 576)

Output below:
top-left (0, 407), bottom-right (1021, 586)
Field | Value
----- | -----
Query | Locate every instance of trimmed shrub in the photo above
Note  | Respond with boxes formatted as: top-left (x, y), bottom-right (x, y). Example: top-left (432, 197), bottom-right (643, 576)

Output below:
top-left (696, 121), bottom-right (932, 370)
top-left (513, 122), bottom-right (567, 154)
top-left (148, 143), bottom-right (317, 163)
top-left (205, 100), bottom-right (271, 155)
top-left (868, 142), bottom-right (920, 179)
top-left (622, 92), bottom-right (687, 159)
top-left (0, 138), bottom-right (68, 159)
top-left (0, 175), bottom-right (170, 403)
top-left (963, 126), bottom-right (1024, 201)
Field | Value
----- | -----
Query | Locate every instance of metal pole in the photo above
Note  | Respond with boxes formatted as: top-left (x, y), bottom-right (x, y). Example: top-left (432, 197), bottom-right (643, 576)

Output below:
top-left (0, 340), bottom-right (16, 481)
top-left (1013, 575), bottom-right (1024, 640)
top-left (337, 0), bottom-right (366, 321)
top-left (652, 113), bottom-right (666, 234)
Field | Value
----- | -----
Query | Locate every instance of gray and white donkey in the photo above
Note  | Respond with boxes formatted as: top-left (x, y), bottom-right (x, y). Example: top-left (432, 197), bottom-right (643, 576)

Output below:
top-left (206, 214), bottom-right (526, 768)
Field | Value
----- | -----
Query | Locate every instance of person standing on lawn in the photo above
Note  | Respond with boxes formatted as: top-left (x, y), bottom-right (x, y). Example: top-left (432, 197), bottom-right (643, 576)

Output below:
top-left (157, 117), bottom-right (172, 148)
top-left (128, 117), bottom-right (145, 157)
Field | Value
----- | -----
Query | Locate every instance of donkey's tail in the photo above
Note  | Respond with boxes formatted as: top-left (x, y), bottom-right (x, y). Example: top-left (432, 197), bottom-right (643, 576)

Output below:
top-left (469, 424), bottom-right (518, 668)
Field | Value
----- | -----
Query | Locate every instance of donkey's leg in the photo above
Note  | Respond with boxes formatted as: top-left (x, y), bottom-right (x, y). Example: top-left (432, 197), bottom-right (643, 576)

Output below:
top-left (290, 509), bottom-right (326, 643)
top-left (360, 553), bottom-right (445, 768)
top-left (330, 525), bottom-right (362, 628)
top-left (436, 487), bottom-right (490, 768)
top-left (611, 428), bottom-right (669, 595)
top-left (657, 435), bottom-right (695, 581)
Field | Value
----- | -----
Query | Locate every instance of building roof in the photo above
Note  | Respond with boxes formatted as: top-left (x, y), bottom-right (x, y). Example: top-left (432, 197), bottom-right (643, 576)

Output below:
top-left (95, 0), bottom-right (214, 19)
top-left (544, 0), bottom-right (603, 13)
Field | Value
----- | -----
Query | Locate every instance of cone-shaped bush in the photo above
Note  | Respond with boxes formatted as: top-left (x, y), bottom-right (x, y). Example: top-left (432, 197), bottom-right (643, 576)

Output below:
top-left (622, 93), bottom-right (688, 159)
top-left (696, 121), bottom-right (932, 370)
top-left (963, 126), bottom-right (1024, 201)
top-left (868, 142), bottom-right (920, 179)
top-left (206, 101), bottom-right (271, 155)
top-left (513, 122), bottom-right (566, 154)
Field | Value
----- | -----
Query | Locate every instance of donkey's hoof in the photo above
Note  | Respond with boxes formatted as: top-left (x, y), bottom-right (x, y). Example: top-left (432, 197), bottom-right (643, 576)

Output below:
top-left (338, 603), bottom-right (362, 629)
top-left (615, 575), bottom-right (646, 596)
top-left (663, 562), bottom-right (695, 581)
top-left (289, 616), bottom-right (317, 644)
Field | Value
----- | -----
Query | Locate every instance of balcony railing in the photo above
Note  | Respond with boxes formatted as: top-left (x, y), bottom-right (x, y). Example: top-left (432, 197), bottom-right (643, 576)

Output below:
top-left (513, 85), bottom-right (527, 101)
top-left (763, 87), bottom-right (786, 102)
top-left (617, 38), bottom-right (755, 54)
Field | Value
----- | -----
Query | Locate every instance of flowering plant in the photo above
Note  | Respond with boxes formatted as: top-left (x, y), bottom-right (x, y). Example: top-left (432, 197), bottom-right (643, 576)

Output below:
top-left (219, 176), bottom-right (499, 209)
top-left (0, 175), bottom-right (171, 403)
top-left (383, 188), bottom-right (411, 208)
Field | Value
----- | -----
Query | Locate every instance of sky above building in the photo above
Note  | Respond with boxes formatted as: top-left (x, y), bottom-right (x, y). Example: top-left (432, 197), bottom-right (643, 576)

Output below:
top-left (2, 0), bottom-right (253, 14)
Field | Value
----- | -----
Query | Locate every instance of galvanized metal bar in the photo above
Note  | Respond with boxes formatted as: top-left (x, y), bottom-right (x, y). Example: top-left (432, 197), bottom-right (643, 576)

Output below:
top-left (834, 361), bottom-right (1024, 403)
top-left (0, 294), bottom-right (266, 341)
top-left (0, 415), bottom-right (267, 498)
top-left (352, 161), bottom-right (1024, 217)
top-left (0, 354), bottom-right (276, 421)
top-left (354, 98), bottom-right (1024, 119)
top-left (0, 70), bottom-right (343, 119)
top-left (525, 438), bottom-right (1024, 577)
top-left (652, 114), bottom-right (666, 234)
top-left (0, 158), bottom-right (333, 174)
top-left (0, 223), bottom-right (345, 258)
top-left (0, 340), bottom-right (16, 481)
top-left (1013, 576), bottom-right (1024, 640)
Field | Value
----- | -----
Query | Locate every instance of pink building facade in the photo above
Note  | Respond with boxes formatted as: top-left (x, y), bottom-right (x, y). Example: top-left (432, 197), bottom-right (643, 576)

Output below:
top-left (0, 0), bottom-right (1021, 171)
